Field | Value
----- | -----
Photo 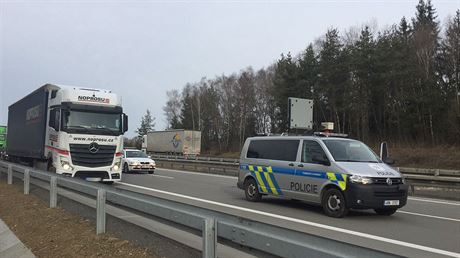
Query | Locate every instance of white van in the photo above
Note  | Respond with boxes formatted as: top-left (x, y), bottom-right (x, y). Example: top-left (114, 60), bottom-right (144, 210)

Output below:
top-left (237, 136), bottom-right (408, 218)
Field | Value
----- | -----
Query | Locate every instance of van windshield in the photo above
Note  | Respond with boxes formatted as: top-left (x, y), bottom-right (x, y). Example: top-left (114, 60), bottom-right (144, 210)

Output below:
top-left (322, 139), bottom-right (380, 163)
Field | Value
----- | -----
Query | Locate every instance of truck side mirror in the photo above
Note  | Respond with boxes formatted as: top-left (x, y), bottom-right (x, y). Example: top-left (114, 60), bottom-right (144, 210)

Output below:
top-left (123, 113), bottom-right (128, 133)
top-left (49, 109), bottom-right (59, 131)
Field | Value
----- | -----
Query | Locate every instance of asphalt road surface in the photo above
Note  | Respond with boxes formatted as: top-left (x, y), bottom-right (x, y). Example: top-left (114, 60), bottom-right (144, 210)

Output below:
top-left (116, 168), bottom-right (460, 258)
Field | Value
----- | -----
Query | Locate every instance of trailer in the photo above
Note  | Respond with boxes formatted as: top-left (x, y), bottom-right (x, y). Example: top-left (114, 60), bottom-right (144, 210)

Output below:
top-left (142, 130), bottom-right (201, 155)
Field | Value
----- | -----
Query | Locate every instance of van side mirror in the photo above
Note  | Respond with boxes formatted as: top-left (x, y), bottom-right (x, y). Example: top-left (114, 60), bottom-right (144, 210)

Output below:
top-left (312, 154), bottom-right (331, 166)
top-left (380, 142), bottom-right (395, 165)
top-left (380, 142), bottom-right (388, 160)
top-left (383, 157), bottom-right (395, 165)
top-left (123, 113), bottom-right (128, 133)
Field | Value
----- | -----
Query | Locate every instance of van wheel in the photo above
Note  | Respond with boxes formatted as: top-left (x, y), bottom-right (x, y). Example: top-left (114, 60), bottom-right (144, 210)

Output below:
top-left (244, 178), bottom-right (262, 202)
top-left (374, 208), bottom-right (397, 216)
top-left (322, 188), bottom-right (348, 218)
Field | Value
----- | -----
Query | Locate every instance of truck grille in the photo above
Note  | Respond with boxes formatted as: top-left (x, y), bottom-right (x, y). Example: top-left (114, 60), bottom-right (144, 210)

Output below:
top-left (69, 144), bottom-right (115, 168)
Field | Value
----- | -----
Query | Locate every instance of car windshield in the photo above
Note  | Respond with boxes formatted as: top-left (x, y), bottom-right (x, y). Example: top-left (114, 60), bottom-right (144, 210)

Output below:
top-left (322, 139), bottom-right (380, 163)
top-left (125, 151), bottom-right (148, 158)
top-left (62, 110), bottom-right (122, 136)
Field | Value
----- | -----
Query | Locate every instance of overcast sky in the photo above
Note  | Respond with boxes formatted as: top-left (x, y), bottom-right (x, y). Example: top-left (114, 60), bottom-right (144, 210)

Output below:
top-left (1, 0), bottom-right (458, 137)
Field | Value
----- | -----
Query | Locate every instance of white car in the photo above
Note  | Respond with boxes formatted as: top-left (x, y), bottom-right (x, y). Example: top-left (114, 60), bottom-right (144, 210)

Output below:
top-left (122, 149), bottom-right (156, 174)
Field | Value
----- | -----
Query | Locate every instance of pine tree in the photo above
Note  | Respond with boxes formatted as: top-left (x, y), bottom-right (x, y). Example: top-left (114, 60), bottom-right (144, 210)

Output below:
top-left (136, 109), bottom-right (155, 137)
top-left (272, 52), bottom-right (300, 132)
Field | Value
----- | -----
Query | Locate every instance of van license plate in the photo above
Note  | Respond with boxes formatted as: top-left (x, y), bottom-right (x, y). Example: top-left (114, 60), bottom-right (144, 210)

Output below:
top-left (384, 200), bottom-right (399, 206)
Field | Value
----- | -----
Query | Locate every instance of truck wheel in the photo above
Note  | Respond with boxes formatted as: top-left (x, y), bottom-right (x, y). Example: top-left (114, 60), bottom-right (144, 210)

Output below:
top-left (374, 208), bottom-right (397, 216)
top-left (322, 188), bottom-right (348, 218)
top-left (123, 163), bottom-right (129, 173)
top-left (244, 178), bottom-right (262, 202)
top-left (47, 160), bottom-right (56, 173)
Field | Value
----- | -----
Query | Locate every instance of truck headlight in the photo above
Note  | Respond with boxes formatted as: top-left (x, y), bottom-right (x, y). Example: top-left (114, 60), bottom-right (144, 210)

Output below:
top-left (112, 158), bottom-right (121, 171)
top-left (60, 157), bottom-right (73, 171)
top-left (349, 175), bottom-right (373, 184)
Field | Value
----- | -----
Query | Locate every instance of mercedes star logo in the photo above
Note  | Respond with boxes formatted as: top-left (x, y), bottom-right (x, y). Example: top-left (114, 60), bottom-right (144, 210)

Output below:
top-left (386, 178), bottom-right (393, 186)
top-left (88, 142), bottom-right (99, 154)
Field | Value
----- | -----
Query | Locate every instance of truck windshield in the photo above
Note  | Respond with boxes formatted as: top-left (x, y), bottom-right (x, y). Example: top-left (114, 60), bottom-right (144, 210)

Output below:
top-left (322, 139), bottom-right (380, 163)
top-left (62, 110), bottom-right (122, 136)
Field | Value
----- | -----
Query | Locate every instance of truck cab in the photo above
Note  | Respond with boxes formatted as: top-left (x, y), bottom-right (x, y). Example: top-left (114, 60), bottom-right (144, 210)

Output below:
top-left (45, 85), bottom-right (128, 182)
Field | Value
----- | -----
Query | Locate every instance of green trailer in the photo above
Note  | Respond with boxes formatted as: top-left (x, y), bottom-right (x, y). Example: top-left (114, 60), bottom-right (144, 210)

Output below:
top-left (0, 126), bottom-right (6, 152)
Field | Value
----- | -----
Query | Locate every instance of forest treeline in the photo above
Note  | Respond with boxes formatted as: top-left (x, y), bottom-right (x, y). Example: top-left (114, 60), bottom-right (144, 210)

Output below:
top-left (163, 1), bottom-right (460, 152)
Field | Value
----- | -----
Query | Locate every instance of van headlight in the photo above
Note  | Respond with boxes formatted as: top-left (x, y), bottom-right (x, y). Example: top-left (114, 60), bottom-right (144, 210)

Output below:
top-left (349, 175), bottom-right (373, 184)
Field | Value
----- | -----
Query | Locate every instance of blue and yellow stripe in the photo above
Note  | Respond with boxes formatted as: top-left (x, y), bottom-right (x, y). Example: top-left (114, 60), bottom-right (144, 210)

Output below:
top-left (241, 164), bottom-right (348, 192)
top-left (248, 165), bottom-right (282, 195)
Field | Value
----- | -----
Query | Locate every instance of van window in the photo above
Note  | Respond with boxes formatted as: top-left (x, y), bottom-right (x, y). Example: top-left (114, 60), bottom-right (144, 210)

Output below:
top-left (247, 140), bottom-right (299, 161)
top-left (302, 140), bottom-right (327, 164)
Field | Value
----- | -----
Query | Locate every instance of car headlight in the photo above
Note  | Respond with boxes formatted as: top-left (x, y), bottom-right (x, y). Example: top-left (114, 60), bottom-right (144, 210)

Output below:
top-left (349, 175), bottom-right (373, 184)
top-left (150, 161), bottom-right (156, 165)
top-left (130, 161), bottom-right (140, 166)
top-left (401, 177), bottom-right (406, 184)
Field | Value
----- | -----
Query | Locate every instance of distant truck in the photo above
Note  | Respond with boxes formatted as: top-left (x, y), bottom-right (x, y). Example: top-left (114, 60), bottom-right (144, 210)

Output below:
top-left (0, 126), bottom-right (6, 156)
top-left (142, 130), bottom-right (201, 155)
top-left (7, 84), bottom-right (128, 183)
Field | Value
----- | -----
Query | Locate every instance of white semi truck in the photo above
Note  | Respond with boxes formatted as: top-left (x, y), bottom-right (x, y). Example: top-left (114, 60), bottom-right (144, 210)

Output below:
top-left (7, 84), bottom-right (128, 183)
top-left (142, 130), bottom-right (201, 155)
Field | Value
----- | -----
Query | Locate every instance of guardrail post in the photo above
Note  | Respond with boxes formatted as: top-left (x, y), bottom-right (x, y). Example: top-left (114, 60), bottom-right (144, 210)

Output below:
top-left (7, 164), bottom-right (12, 184)
top-left (96, 189), bottom-right (106, 235)
top-left (202, 218), bottom-right (216, 258)
top-left (24, 169), bottom-right (30, 195)
top-left (50, 177), bottom-right (57, 208)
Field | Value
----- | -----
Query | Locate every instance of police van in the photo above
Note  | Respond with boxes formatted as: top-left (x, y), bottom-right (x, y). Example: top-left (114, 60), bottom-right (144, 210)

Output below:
top-left (237, 135), bottom-right (409, 218)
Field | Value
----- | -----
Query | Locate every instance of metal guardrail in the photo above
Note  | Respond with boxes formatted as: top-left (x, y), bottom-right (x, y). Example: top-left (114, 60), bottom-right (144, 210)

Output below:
top-left (0, 160), bottom-right (394, 258)
top-left (150, 154), bottom-right (460, 183)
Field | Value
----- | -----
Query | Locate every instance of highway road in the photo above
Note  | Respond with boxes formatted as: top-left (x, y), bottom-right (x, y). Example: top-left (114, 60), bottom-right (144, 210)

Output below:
top-left (115, 168), bottom-right (460, 258)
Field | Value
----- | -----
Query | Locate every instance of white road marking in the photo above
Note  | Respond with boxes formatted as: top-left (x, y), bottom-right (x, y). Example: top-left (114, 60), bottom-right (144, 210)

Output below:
top-left (151, 174), bottom-right (174, 179)
top-left (397, 210), bottom-right (460, 222)
top-left (118, 182), bottom-right (460, 258)
top-left (408, 197), bottom-right (460, 206)
top-left (157, 168), bottom-right (237, 179)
